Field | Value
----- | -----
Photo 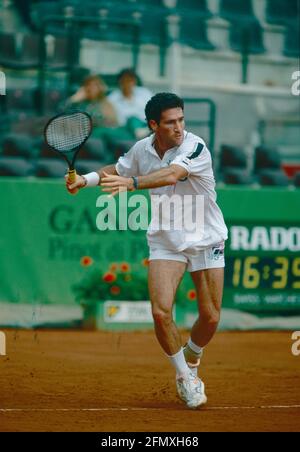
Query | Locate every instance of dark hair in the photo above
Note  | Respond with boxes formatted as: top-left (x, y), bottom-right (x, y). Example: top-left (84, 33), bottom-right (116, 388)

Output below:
top-left (117, 68), bottom-right (138, 83)
top-left (145, 93), bottom-right (184, 129)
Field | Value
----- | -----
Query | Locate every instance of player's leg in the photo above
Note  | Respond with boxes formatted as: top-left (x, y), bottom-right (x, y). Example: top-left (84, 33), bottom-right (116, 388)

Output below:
top-left (185, 267), bottom-right (224, 366)
top-left (149, 259), bottom-right (207, 408)
top-left (183, 243), bottom-right (225, 367)
top-left (148, 259), bottom-right (186, 356)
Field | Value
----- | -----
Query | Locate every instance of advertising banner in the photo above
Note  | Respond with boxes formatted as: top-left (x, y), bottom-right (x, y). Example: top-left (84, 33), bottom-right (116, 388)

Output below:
top-left (0, 179), bottom-right (299, 328)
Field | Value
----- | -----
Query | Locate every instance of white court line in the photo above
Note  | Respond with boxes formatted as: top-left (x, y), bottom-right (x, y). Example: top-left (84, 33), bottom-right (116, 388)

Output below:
top-left (0, 405), bottom-right (300, 412)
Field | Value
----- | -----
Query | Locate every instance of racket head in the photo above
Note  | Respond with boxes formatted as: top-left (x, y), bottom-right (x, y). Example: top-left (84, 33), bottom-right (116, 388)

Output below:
top-left (44, 110), bottom-right (92, 167)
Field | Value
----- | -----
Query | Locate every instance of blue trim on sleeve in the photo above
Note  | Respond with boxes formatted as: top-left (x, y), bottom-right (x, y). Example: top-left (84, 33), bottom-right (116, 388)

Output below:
top-left (187, 143), bottom-right (204, 160)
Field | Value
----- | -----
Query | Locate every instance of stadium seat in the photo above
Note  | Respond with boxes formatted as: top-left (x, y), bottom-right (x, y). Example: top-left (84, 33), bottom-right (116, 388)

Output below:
top-left (0, 33), bottom-right (18, 68)
top-left (220, 144), bottom-right (247, 169)
top-left (43, 89), bottom-right (66, 114)
top-left (68, 67), bottom-right (92, 88)
top-left (40, 141), bottom-right (57, 158)
top-left (80, 3), bottom-right (139, 44)
top-left (47, 37), bottom-right (72, 70)
top-left (223, 168), bottom-right (254, 185)
top-left (219, 0), bottom-right (255, 22)
top-left (229, 20), bottom-right (265, 55)
top-left (140, 0), bottom-right (163, 5)
top-left (105, 0), bottom-right (165, 8)
top-left (2, 133), bottom-right (38, 159)
top-left (12, 118), bottom-right (46, 139)
top-left (107, 139), bottom-right (136, 160)
top-left (76, 159), bottom-right (107, 174)
top-left (0, 157), bottom-right (35, 177)
top-left (0, 33), bottom-right (40, 69)
top-left (127, 9), bottom-right (165, 46)
top-left (0, 92), bottom-right (7, 119)
top-left (254, 146), bottom-right (281, 173)
top-left (175, 0), bottom-right (212, 17)
top-left (4, 89), bottom-right (38, 121)
top-left (80, 138), bottom-right (108, 162)
top-left (284, 21), bottom-right (300, 58)
top-left (30, 2), bottom-right (66, 35)
top-left (179, 16), bottom-right (215, 50)
top-left (140, 11), bottom-right (169, 46)
top-left (266, 0), bottom-right (299, 26)
top-left (35, 159), bottom-right (68, 178)
top-left (128, 0), bottom-right (163, 6)
top-left (258, 169), bottom-right (290, 187)
top-left (40, 132), bottom-right (110, 162)
top-left (17, 34), bottom-right (40, 69)
top-left (294, 172), bottom-right (300, 188)
top-left (82, 3), bottom-right (167, 47)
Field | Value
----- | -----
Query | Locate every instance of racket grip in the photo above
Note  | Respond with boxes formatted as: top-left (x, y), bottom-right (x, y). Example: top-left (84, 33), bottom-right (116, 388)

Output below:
top-left (67, 169), bottom-right (79, 195)
top-left (68, 169), bottom-right (77, 184)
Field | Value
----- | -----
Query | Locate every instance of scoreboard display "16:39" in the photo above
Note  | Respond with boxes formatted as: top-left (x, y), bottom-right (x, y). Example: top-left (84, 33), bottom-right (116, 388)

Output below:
top-left (224, 226), bottom-right (300, 312)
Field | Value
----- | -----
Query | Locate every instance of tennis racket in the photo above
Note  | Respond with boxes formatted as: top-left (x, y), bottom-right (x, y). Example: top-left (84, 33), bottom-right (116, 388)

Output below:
top-left (44, 111), bottom-right (92, 189)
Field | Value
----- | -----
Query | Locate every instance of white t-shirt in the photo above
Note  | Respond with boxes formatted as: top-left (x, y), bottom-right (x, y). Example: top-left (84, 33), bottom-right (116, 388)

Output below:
top-left (108, 87), bottom-right (152, 126)
top-left (116, 131), bottom-right (228, 252)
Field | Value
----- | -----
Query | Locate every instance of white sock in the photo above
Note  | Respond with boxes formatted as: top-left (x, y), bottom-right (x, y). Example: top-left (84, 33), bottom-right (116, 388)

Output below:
top-left (188, 338), bottom-right (203, 356)
top-left (168, 348), bottom-right (190, 377)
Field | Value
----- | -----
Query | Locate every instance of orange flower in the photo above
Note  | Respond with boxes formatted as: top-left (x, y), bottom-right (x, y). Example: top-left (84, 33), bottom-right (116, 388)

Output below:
top-left (81, 256), bottom-right (93, 267)
top-left (110, 286), bottom-right (121, 296)
top-left (142, 258), bottom-right (149, 267)
top-left (187, 290), bottom-right (197, 301)
top-left (124, 274), bottom-right (132, 282)
top-left (103, 272), bottom-right (117, 283)
top-left (109, 263), bottom-right (119, 272)
top-left (120, 262), bottom-right (131, 273)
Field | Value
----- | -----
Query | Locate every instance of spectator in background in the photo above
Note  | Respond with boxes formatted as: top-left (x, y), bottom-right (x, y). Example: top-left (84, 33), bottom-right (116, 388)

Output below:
top-left (109, 68), bottom-right (152, 139)
top-left (65, 75), bottom-right (118, 131)
top-left (14, 0), bottom-right (33, 30)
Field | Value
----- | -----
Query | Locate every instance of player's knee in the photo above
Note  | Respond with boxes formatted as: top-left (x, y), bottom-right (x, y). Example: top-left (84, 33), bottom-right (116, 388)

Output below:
top-left (152, 308), bottom-right (173, 327)
top-left (201, 310), bottom-right (220, 329)
top-left (208, 313), bottom-right (220, 329)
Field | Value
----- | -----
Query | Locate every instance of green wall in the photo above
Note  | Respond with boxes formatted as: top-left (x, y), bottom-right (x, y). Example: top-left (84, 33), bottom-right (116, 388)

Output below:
top-left (0, 178), bottom-right (299, 317)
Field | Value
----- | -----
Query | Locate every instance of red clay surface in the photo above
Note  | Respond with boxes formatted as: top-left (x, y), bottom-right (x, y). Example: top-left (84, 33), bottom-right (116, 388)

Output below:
top-left (0, 330), bottom-right (299, 432)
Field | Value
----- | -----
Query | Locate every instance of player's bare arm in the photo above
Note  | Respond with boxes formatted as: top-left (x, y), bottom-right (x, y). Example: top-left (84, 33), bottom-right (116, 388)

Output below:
top-left (66, 164), bottom-right (118, 194)
top-left (100, 164), bottom-right (188, 197)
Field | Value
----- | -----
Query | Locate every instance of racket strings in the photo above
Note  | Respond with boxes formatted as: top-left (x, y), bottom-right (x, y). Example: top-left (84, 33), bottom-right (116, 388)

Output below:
top-left (46, 113), bottom-right (91, 153)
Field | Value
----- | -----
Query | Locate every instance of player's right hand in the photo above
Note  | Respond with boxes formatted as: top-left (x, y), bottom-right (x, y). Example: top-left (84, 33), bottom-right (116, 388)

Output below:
top-left (65, 174), bottom-right (86, 195)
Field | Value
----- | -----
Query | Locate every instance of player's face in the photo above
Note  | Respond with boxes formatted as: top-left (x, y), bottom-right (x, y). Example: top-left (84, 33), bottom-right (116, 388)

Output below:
top-left (152, 108), bottom-right (185, 148)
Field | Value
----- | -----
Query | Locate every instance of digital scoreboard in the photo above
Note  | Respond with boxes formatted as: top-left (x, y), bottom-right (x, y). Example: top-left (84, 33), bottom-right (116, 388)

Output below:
top-left (224, 225), bottom-right (300, 313)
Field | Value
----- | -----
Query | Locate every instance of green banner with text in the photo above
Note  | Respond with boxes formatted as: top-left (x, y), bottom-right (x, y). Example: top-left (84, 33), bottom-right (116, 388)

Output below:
top-left (0, 179), bottom-right (299, 328)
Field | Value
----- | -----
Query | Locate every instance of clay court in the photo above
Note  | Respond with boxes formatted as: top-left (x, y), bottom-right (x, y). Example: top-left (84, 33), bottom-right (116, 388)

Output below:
top-left (0, 329), bottom-right (299, 432)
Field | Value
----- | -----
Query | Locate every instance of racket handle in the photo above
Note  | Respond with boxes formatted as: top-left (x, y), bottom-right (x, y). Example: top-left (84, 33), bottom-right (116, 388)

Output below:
top-left (68, 169), bottom-right (77, 184)
top-left (67, 169), bottom-right (78, 195)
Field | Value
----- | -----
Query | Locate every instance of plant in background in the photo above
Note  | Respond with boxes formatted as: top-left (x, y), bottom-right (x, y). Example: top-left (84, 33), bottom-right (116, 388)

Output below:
top-left (74, 260), bottom-right (149, 305)
top-left (74, 257), bottom-right (192, 307)
top-left (187, 289), bottom-right (197, 301)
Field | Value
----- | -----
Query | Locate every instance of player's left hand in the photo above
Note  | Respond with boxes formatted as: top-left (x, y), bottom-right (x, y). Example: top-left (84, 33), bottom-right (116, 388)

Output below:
top-left (101, 172), bottom-right (135, 197)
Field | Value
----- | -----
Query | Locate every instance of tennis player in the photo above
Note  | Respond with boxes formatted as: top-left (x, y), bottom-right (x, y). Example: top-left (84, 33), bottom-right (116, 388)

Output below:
top-left (66, 93), bottom-right (228, 409)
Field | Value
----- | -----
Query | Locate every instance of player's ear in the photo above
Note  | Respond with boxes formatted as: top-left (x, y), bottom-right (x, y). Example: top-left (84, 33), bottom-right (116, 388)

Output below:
top-left (149, 120), bottom-right (158, 132)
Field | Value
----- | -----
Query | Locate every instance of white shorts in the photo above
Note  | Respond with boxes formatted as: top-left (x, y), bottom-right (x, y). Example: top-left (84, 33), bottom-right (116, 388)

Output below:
top-left (149, 242), bottom-right (225, 273)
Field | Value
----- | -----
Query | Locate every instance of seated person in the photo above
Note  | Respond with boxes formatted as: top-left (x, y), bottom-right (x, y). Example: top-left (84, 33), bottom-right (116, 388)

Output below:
top-left (108, 68), bottom-right (153, 139)
top-left (65, 75), bottom-right (118, 130)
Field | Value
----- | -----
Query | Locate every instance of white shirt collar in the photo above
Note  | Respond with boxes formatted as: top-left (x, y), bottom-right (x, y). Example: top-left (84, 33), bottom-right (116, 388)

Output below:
top-left (147, 131), bottom-right (188, 158)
